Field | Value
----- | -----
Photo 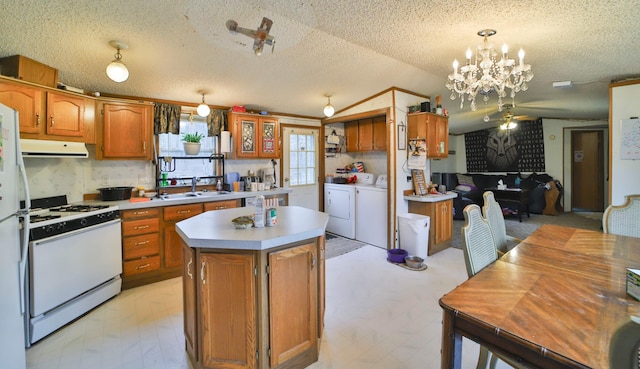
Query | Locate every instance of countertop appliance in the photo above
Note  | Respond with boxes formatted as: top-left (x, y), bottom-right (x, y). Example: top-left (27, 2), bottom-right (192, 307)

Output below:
top-left (25, 196), bottom-right (122, 346)
top-left (0, 103), bottom-right (29, 369)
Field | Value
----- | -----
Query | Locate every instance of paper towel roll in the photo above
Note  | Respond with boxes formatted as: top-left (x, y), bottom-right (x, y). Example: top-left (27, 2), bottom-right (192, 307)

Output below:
top-left (220, 131), bottom-right (231, 153)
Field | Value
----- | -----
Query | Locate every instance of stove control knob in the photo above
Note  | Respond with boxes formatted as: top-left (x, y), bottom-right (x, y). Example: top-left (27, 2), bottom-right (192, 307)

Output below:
top-left (80, 218), bottom-right (88, 226)
top-left (46, 225), bottom-right (55, 233)
top-left (57, 222), bottom-right (66, 230)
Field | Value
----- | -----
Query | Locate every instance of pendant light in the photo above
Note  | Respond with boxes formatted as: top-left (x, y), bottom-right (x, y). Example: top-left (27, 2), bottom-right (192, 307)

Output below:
top-left (196, 93), bottom-right (211, 117)
top-left (106, 40), bottom-right (129, 83)
top-left (323, 95), bottom-right (334, 117)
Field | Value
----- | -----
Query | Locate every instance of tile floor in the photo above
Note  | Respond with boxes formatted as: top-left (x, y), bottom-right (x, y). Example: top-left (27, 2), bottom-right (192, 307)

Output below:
top-left (26, 246), bottom-right (512, 369)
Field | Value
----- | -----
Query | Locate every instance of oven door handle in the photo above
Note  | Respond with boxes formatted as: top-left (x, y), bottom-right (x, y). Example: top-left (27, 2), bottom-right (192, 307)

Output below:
top-left (31, 219), bottom-right (122, 245)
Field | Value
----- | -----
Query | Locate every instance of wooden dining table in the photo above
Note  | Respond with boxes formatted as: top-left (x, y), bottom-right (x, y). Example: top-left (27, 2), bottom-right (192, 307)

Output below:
top-left (439, 224), bottom-right (640, 369)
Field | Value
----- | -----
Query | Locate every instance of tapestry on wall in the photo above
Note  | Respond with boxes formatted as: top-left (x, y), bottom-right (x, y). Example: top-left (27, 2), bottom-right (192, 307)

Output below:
top-left (464, 119), bottom-right (545, 172)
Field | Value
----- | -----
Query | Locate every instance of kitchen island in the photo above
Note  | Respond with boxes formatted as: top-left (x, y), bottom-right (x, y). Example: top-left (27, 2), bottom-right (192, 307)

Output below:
top-left (176, 206), bottom-right (328, 369)
top-left (404, 192), bottom-right (457, 255)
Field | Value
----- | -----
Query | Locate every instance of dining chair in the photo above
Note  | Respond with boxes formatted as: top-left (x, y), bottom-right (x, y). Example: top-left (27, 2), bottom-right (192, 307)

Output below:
top-left (609, 315), bottom-right (640, 368)
top-left (603, 194), bottom-right (640, 238)
top-left (482, 191), bottom-right (522, 256)
top-left (462, 204), bottom-right (528, 369)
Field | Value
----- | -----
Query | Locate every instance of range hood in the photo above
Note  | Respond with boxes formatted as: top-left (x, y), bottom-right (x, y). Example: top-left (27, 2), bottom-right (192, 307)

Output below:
top-left (20, 139), bottom-right (89, 158)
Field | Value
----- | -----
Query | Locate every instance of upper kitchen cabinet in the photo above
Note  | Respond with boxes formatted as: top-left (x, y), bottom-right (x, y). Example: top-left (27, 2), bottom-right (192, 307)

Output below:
top-left (0, 77), bottom-right (94, 142)
top-left (345, 115), bottom-right (387, 152)
top-left (229, 112), bottom-right (279, 159)
top-left (407, 112), bottom-right (448, 158)
top-left (96, 100), bottom-right (153, 160)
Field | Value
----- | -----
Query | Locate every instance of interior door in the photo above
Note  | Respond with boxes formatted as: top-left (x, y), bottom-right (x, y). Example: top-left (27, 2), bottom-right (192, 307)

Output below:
top-left (571, 130), bottom-right (604, 211)
top-left (282, 126), bottom-right (319, 210)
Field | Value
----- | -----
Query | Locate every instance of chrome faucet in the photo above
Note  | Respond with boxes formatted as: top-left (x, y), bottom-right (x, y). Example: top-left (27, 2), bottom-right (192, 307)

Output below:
top-left (191, 177), bottom-right (199, 193)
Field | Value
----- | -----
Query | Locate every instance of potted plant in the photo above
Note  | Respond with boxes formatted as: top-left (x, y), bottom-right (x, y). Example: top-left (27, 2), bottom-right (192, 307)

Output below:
top-left (182, 132), bottom-right (204, 155)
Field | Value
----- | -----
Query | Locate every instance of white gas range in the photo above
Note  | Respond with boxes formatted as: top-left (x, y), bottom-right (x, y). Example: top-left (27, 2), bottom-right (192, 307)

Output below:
top-left (25, 196), bottom-right (122, 346)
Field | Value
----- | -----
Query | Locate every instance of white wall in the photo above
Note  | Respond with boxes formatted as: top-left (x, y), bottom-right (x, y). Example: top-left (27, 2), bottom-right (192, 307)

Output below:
top-left (611, 81), bottom-right (640, 205)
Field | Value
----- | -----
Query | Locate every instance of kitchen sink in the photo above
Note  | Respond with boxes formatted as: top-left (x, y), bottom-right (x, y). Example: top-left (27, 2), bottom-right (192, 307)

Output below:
top-left (159, 191), bottom-right (231, 200)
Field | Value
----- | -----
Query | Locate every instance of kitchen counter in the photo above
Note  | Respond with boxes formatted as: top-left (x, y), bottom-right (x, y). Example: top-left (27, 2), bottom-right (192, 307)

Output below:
top-left (86, 188), bottom-right (292, 210)
top-left (176, 206), bottom-right (328, 250)
top-left (403, 191), bottom-right (457, 202)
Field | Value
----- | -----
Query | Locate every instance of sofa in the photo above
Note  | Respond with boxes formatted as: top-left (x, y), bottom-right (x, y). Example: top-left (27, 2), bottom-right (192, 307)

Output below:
top-left (432, 172), bottom-right (562, 220)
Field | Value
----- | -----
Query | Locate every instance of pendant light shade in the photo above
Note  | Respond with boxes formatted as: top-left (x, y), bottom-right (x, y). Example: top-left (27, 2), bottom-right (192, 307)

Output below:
top-left (196, 93), bottom-right (211, 117)
top-left (323, 96), bottom-right (334, 117)
top-left (106, 41), bottom-right (129, 83)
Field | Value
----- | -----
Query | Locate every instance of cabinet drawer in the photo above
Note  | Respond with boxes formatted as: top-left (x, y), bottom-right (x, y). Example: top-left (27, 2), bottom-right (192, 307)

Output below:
top-left (123, 233), bottom-right (160, 260)
top-left (203, 199), bottom-right (239, 211)
top-left (164, 204), bottom-right (203, 221)
top-left (123, 256), bottom-right (160, 276)
top-left (122, 218), bottom-right (159, 236)
top-left (121, 207), bottom-right (160, 220)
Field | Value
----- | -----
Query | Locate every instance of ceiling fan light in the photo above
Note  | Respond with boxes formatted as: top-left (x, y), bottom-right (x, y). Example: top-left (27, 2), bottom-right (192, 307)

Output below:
top-left (106, 60), bottom-right (129, 82)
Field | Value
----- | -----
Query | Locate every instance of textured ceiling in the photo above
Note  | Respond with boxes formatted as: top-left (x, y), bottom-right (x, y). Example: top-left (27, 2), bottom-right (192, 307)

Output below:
top-left (1, 0), bottom-right (638, 133)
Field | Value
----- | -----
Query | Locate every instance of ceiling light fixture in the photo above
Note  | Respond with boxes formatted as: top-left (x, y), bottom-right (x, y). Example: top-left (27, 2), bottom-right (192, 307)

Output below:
top-left (196, 92), bottom-right (211, 117)
top-left (106, 40), bottom-right (129, 83)
top-left (446, 29), bottom-right (534, 122)
top-left (323, 95), bottom-right (334, 117)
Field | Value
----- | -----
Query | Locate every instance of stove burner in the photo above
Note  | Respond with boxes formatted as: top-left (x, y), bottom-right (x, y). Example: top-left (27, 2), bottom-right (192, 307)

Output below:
top-left (49, 205), bottom-right (110, 213)
top-left (30, 215), bottom-right (63, 223)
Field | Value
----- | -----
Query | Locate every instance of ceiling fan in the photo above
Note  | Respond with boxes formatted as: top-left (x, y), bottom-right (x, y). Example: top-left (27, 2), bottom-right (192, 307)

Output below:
top-left (487, 104), bottom-right (536, 130)
top-left (226, 17), bottom-right (275, 56)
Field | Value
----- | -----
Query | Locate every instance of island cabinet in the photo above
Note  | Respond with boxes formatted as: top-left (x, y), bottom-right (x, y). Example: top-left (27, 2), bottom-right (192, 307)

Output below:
top-left (407, 112), bottom-right (448, 158)
top-left (96, 100), bottom-right (153, 160)
top-left (407, 198), bottom-right (453, 255)
top-left (229, 112), bottom-right (279, 159)
top-left (177, 206), bottom-right (328, 369)
top-left (0, 77), bottom-right (94, 142)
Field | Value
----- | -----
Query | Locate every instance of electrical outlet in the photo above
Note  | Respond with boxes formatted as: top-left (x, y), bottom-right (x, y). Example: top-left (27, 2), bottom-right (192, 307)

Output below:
top-left (406, 176), bottom-right (412, 182)
top-left (101, 175), bottom-right (109, 185)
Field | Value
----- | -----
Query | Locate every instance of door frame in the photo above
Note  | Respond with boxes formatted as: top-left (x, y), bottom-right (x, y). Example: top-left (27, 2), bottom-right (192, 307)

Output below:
top-left (280, 124), bottom-right (321, 210)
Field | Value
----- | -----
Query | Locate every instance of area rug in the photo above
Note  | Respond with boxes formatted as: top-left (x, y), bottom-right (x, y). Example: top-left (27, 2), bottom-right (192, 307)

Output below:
top-left (325, 233), bottom-right (366, 259)
top-left (449, 211), bottom-right (603, 250)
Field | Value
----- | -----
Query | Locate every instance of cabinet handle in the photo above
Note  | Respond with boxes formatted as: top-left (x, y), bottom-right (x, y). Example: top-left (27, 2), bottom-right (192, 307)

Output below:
top-left (200, 261), bottom-right (206, 284)
top-left (187, 258), bottom-right (193, 279)
top-left (36, 113), bottom-right (40, 126)
top-left (143, 141), bottom-right (146, 152)
top-left (134, 225), bottom-right (150, 230)
top-left (217, 206), bottom-right (227, 210)
top-left (134, 240), bottom-right (150, 246)
top-left (311, 255), bottom-right (317, 269)
top-left (178, 210), bottom-right (191, 214)
top-left (50, 115), bottom-right (54, 127)
top-left (133, 210), bottom-right (149, 215)
top-left (136, 263), bottom-right (151, 270)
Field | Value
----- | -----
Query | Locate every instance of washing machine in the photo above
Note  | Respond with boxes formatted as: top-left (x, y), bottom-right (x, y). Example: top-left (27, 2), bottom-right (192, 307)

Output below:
top-left (355, 174), bottom-right (388, 248)
top-left (324, 182), bottom-right (356, 239)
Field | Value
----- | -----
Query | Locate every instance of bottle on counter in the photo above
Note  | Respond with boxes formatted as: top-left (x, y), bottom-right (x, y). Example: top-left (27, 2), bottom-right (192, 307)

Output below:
top-left (216, 179), bottom-right (222, 191)
top-left (254, 195), bottom-right (265, 228)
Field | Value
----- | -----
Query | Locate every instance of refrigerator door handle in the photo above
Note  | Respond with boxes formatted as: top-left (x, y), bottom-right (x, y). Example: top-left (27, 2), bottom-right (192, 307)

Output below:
top-left (15, 116), bottom-right (31, 315)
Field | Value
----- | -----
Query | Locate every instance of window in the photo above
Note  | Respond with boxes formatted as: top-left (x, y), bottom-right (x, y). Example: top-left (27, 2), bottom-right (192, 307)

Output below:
top-left (158, 112), bottom-right (219, 183)
top-left (289, 133), bottom-right (316, 186)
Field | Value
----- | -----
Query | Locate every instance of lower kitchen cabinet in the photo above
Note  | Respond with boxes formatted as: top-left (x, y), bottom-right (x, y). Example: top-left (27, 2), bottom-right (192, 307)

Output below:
top-left (407, 199), bottom-right (453, 255)
top-left (203, 199), bottom-right (240, 211)
top-left (121, 208), bottom-right (161, 284)
top-left (182, 240), bottom-right (321, 369)
top-left (163, 203), bottom-right (203, 268)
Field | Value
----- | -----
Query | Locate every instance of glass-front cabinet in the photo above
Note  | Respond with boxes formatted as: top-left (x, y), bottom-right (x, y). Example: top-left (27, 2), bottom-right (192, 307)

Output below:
top-left (229, 112), bottom-right (279, 159)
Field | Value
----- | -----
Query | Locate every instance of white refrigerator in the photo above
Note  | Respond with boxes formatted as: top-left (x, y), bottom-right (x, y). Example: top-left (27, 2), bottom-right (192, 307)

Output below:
top-left (0, 103), bottom-right (29, 369)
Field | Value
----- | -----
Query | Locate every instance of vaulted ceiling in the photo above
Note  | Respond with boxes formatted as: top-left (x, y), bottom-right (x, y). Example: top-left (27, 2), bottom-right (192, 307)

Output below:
top-left (1, 0), bottom-right (638, 133)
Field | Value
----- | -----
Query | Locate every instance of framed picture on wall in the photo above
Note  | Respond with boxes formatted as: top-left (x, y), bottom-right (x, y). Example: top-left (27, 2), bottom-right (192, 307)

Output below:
top-left (398, 123), bottom-right (406, 150)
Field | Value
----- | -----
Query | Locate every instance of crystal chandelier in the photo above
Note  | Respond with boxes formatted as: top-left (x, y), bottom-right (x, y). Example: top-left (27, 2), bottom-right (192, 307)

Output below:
top-left (446, 29), bottom-right (534, 122)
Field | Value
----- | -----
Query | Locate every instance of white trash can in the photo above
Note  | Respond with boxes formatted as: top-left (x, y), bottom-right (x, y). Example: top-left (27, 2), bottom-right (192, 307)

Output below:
top-left (398, 213), bottom-right (430, 259)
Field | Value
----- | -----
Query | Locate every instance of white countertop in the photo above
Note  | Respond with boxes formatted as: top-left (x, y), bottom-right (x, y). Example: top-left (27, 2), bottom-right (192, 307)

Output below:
top-left (85, 188), bottom-right (292, 210)
top-left (176, 206), bottom-right (329, 251)
top-left (404, 191), bottom-right (458, 202)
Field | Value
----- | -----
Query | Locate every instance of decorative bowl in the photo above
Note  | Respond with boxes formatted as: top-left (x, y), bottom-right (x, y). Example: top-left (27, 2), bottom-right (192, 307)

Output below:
top-left (404, 255), bottom-right (424, 269)
top-left (387, 248), bottom-right (408, 263)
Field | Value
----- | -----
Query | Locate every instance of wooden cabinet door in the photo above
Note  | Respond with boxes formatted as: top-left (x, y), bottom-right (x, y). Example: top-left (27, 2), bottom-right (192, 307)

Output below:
top-left (100, 102), bottom-right (151, 159)
top-left (407, 113), bottom-right (428, 141)
top-left (234, 115), bottom-right (259, 158)
top-left (345, 121), bottom-right (359, 152)
top-left (164, 204), bottom-right (202, 268)
top-left (435, 200), bottom-right (453, 244)
top-left (428, 115), bottom-right (449, 158)
top-left (372, 115), bottom-right (387, 151)
top-left (357, 118), bottom-right (374, 151)
top-left (203, 199), bottom-right (239, 211)
top-left (200, 252), bottom-right (257, 369)
top-left (46, 91), bottom-right (85, 137)
top-left (268, 243), bottom-right (317, 367)
top-left (258, 117), bottom-right (278, 158)
top-left (318, 237), bottom-right (325, 338)
top-left (0, 82), bottom-right (43, 134)
top-left (182, 243), bottom-right (197, 361)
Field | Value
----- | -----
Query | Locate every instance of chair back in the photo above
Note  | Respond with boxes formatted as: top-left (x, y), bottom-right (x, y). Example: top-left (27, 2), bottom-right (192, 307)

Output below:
top-left (603, 194), bottom-right (640, 238)
top-left (609, 315), bottom-right (640, 368)
top-left (461, 204), bottom-right (498, 278)
top-left (482, 191), bottom-right (509, 254)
